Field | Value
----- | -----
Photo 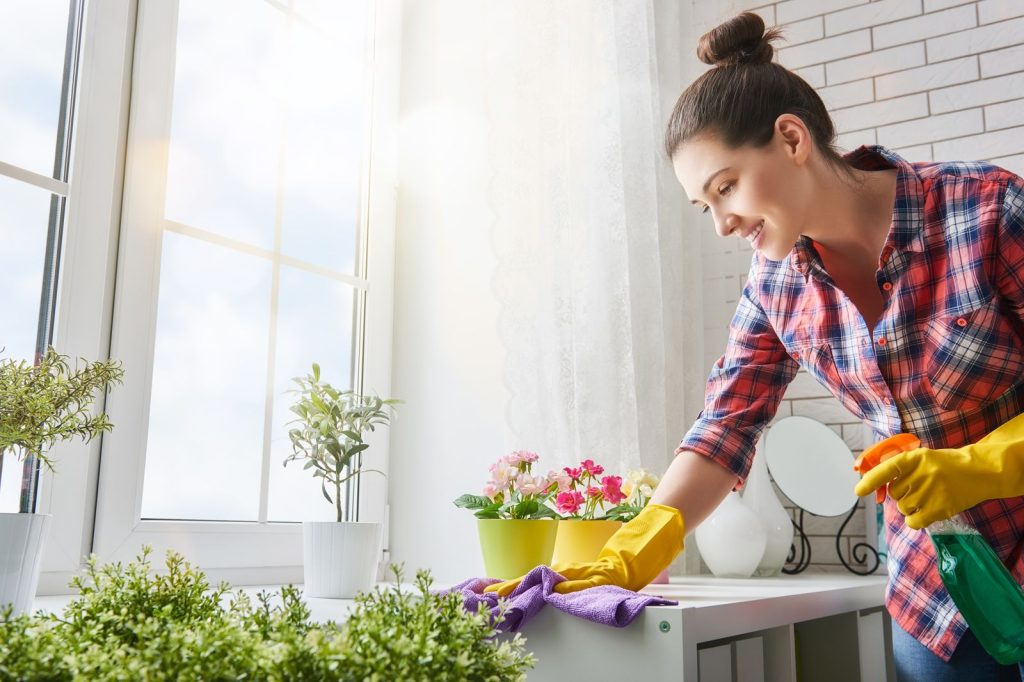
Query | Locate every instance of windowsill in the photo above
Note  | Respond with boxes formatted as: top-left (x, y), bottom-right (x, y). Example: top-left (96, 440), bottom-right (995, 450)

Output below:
top-left (31, 572), bottom-right (887, 624)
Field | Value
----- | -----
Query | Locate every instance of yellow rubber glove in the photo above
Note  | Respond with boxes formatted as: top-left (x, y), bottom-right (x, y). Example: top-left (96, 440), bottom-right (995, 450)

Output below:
top-left (483, 503), bottom-right (684, 596)
top-left (853, 413), bottom-right (1024, 530)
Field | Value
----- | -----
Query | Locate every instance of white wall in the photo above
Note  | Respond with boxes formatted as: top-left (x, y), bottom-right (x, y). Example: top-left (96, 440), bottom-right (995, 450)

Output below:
top-left (700, 0), bottom-right (1024, 570)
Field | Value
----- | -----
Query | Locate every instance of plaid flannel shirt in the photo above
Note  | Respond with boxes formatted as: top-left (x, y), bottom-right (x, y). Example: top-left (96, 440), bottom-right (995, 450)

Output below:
top-left (679, 145), bottom-right (1024, 661)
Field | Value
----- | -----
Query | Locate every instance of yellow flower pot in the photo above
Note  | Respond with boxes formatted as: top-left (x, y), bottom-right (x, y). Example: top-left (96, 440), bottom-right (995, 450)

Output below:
top-left (476, 519), bottom-right (559, 580)
top-left (551, 519), bottom-right (623, 565)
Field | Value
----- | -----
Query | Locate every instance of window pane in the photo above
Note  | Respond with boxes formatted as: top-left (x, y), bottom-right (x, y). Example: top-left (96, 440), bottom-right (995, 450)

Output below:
top-left (140, 231), bottom-right (272, 521)
top-left (280, 8), bottom-right (368, 274)
top-left (267, 266), bottom-right (354, 522)
top-left (0, 175), bottom-right (50, 362)
top-left (163, 0), bottom-right (286, 249)
top-left (0, 0), bottom-right (71, 178)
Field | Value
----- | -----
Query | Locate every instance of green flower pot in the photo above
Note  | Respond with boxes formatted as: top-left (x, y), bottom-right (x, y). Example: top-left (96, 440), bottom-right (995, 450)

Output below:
top-left (477, 519), bottom-right (558, 580)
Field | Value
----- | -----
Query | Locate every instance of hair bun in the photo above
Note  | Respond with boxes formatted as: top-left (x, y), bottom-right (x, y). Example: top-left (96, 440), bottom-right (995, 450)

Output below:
top-left (697, 12), bottom-right (782, 67)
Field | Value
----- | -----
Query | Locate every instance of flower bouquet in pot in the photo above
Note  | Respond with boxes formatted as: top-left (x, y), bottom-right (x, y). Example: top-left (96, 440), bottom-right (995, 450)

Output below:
top-left (0, 348), bottom-right (123, 613)
top-left (285, 363), bottom-right (399, 598)
top-left (549, 459), bottom-right (639, 565)
top-left (453, 451), bottom-right (560, 580)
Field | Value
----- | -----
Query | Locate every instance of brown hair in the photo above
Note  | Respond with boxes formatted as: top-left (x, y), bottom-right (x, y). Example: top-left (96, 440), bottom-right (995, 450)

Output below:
top-left (664, 12), bottom-right (847, 171)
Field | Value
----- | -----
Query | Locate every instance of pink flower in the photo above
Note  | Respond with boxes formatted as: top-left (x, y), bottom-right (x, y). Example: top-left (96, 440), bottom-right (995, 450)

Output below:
top-left (580, 459), bottom-right (604, 476)
top-left (601, 475), bottom-right (626, 505)
top-left (585, 486), bottom-right (602, 500)
top-left (556, 490), bottom-right (585, 515)
top-left (483, 483), bottom-right (499, 500)
top-left (547, 470), bottom-right (572, 493)
top-left (507, 450), bottom-right (539, 465)
top-left (488, 459), bottom-right (515, 487)
top-left (516, 473), bottom-right (548, 496)
top-left (563, 466), bottom-right (583, 480)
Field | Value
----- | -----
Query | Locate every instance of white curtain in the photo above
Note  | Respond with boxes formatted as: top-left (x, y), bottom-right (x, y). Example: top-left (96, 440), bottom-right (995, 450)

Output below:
top-left (483, 1), bottom-right (691, 477)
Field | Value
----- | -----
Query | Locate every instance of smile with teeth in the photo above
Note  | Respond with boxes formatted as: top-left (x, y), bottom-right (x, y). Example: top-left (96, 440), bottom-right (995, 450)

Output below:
top-left (747, 221), bottom-right (764, 245)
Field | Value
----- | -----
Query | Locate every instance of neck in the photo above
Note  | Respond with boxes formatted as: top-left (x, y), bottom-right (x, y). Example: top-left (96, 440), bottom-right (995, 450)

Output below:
top-left (803, 161), bottom-right (897, 269)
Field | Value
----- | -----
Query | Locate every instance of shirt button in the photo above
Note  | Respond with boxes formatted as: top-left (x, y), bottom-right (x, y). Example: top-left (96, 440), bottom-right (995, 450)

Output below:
top-left (956, 317), bottom-right (967, 327)
top-left (791, 352), bottom-right (800, 360)
top-left (876, 337), bottom-right (887, 345)
top-left (882, 282), bottom-right (893, 291)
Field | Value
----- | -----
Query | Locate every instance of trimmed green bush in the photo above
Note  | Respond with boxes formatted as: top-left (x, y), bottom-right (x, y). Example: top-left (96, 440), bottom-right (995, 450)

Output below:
top-left (0, 549), bottom-right (533, 681)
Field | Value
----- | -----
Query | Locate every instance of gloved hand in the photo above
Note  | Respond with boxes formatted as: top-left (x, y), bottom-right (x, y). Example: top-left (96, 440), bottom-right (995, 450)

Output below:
top-left (853, 413), bottom-right (1024, 529)
top-left (483, 503), bottom-right (684, 596)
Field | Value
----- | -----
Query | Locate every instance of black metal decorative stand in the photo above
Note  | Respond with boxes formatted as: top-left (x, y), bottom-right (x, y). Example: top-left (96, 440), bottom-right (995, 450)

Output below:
top-left (782, 505), bottom-right (881, 575)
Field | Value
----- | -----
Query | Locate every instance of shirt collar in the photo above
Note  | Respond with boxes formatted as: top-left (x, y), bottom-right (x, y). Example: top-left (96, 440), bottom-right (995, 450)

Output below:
top-left (789, 145), bottom-right (925, 279)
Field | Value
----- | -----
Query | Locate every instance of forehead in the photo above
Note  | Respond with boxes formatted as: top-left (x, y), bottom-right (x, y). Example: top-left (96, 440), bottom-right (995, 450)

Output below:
top-left (672, 135), bottom-right (751, 200)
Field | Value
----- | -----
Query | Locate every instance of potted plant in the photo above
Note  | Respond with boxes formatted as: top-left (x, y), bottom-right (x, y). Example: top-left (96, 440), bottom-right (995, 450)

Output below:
top-left (285, 363), bottom-right (399, 598)
top-left (0, 347), bottom-right (123, 613)
top-left (546, 458), bottom-right (627, 564)
top-left (454, 451), bottom-right (560, 579)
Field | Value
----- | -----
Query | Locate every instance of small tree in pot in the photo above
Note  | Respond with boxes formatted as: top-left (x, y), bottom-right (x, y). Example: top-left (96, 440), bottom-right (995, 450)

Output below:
top-left (285, 363), bottom-right (399, 598)
top-left (0, 347), bottom-right (123, 612)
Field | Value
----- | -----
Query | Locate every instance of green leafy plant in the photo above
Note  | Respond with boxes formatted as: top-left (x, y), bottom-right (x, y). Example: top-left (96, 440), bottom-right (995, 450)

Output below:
top-left (339, 565), bottom-right (534, 681)
top-left (286, 363), bottom-right (400, 522)
top-left (0, 549), bottom-right (534, 681)
top-left (0, 347), bottom-right (123, 512)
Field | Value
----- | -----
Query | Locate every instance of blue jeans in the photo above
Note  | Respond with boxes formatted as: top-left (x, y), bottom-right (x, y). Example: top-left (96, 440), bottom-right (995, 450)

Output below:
top-left (894, 621), bottom-right (1023, 681)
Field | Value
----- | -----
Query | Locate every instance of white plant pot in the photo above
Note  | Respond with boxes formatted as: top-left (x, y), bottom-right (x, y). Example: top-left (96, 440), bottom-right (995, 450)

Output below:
top-left (694, 492), bottom-right (766, 578)
top-left (302, 521), bottom-right (382, 599)
top-left (743, 449), bottom-right (795, 576)
top-left (0, 513), bottom-right (51, 614)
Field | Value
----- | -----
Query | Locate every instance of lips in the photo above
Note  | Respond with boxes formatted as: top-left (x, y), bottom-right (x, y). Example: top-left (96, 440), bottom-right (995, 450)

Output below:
top-left (746, 221), bottom-right (765, 248)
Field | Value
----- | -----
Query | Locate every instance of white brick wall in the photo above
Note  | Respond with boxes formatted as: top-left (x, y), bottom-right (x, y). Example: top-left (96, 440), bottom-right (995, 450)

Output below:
top-left (699, 0), bottom-right (1024, 571)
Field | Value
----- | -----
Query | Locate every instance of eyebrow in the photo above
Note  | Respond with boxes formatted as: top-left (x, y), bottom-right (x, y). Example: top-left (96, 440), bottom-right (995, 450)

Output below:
top-left (689, 167), bottom-right (732, 205)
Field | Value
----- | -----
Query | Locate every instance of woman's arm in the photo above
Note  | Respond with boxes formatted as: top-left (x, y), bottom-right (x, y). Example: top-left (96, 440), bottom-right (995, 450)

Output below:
top-left (651, 448), bottom-right (739, 532)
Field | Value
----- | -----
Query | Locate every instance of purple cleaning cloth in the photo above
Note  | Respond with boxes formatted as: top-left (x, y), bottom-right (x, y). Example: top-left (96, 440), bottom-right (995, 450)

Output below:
top-left (448, 565), bottom-right (677, 632)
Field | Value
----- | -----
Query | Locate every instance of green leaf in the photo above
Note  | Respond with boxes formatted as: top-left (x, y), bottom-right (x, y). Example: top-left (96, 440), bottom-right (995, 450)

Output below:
top-left (453, 494), bottom-right (491, 510)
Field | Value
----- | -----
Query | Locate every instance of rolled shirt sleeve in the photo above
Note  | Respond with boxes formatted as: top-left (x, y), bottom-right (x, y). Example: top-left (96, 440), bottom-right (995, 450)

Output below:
top-left (678, 275), bottom-right (799, 485)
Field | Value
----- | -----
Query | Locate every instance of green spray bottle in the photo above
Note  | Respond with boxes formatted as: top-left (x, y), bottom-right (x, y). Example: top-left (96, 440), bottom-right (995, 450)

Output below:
top-left (856, 434), bottom-right (1024, 664)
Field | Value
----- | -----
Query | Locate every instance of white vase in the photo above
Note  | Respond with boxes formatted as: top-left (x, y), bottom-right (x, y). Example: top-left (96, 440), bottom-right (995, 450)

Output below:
top-left (302, 521), bottom-right (383, 598)
top-left (695, 492), bottom-right (766, 578)
top-left (743, 449), bottom-right (795, 577)
top-left (0, 513), bottom-right (51, 614)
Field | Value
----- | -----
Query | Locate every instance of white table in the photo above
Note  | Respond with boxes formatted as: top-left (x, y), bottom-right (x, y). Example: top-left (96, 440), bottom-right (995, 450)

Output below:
top-left (513, 574), bottom-right (893, 682)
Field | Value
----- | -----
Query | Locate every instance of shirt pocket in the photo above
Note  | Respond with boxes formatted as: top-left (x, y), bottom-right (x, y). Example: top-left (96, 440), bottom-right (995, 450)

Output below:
top-left (924, 296), bottom-right (1024, 413)
top-left (786, 332), bottom-right (847, 401)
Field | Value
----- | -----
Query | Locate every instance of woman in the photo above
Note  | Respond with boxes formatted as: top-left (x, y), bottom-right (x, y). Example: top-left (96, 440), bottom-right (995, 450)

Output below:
top-left (488, 11), bottom-right (1024, 680)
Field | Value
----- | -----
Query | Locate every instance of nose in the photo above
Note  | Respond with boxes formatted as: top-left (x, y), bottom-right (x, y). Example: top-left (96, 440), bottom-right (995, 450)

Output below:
top-left (713, 210), bottom-right (741, 239)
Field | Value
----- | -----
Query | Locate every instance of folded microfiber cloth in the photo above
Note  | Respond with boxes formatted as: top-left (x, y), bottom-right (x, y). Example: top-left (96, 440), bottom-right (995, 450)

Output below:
top-left (449, 565), bottom-right (677, 632)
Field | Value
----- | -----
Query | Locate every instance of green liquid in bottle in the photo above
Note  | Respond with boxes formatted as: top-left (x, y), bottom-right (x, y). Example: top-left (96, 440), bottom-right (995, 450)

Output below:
top-left (931, 531), bottom-right (1024, 665)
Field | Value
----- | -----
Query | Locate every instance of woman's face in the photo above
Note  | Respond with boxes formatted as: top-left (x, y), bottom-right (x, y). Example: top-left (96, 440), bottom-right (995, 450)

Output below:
top-left (671, 120), bottom-right (813, 262)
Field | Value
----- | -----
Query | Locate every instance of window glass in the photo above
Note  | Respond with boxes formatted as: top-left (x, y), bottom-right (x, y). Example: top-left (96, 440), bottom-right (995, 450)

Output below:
top-left (139, 0), bottom-right (371, 522)
top-left (0, 0), bottom-right (71, 177)
top-left (141, 231), bottom-right (272, 520)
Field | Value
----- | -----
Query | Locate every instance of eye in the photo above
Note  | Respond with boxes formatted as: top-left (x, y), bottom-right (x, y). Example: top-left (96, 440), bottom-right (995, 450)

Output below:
top-left (699, 205), bottom-right (709, 214)
top-left (718, 182), bottom-right (734, 196)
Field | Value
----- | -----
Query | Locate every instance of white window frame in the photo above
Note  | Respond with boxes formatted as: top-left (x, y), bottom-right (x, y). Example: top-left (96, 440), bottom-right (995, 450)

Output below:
top-left (36, 0), bottom-right (400, 590)
top-left (34, 0), bottom-right (137, 594)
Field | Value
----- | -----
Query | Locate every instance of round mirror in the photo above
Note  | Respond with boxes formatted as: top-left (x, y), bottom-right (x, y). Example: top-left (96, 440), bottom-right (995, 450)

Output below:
top-left (763, 416), bottom-right (859, 517)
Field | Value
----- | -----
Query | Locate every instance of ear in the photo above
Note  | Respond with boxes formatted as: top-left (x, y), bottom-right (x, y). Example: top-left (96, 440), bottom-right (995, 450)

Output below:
top-left (773, 114), bottom-right (812, 165)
